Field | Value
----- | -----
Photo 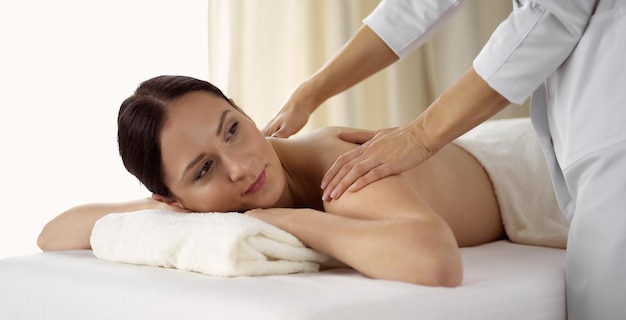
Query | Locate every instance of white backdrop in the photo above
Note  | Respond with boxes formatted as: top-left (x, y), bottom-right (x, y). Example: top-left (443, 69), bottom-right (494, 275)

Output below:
top-left (0, 1), bottom-right (209, 259)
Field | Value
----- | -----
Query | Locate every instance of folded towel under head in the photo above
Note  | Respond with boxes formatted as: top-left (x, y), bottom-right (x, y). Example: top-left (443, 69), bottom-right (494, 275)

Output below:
top-left (91, 210), bottom-right (336, 277)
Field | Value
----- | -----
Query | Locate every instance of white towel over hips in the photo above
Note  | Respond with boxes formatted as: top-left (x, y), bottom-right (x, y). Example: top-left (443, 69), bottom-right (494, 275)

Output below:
top-left (454, 118), bottom-right (569, 249)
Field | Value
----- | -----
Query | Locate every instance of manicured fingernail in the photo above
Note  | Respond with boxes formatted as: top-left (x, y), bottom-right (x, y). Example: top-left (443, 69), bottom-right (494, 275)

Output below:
top-left (330, 190), bottom-right (338, 199)
top-left (320, 181), bottom-right (327, 189)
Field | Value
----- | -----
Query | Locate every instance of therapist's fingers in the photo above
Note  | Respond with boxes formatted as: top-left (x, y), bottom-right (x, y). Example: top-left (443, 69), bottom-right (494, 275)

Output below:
top-left (262, 106), bottom-right (310, 138)
top-left (321, 128), bottom-right (394, 193)
top-left (262, 116), bottom-right (291, 138)
top-left (261, 121), bottom-right (280, 137)
top-left (320, 129), bottom-right (381, 191)
top-left (262, 114), bottom-right (292, 138)
top-left (321, 156), bottom-right (385, 201)
top-left (345, 162), bottom-right (397, 192)
top-left (263, 122), bottom-right (290, 138)
top-left (321, 144), bottom-right (363, 189)
top-left (321, 125), bottom-right (431, 201)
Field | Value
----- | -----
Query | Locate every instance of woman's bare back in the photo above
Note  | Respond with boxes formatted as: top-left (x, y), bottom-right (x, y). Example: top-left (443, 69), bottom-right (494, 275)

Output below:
top-left (273, 126), bottom-right (504, 247)
top-left (405, 143), bottom-right (504, 246)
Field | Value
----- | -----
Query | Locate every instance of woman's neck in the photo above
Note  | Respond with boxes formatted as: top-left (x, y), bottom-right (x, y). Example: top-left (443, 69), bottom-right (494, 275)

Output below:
top-left (270, 138), bottom-right (325, 211)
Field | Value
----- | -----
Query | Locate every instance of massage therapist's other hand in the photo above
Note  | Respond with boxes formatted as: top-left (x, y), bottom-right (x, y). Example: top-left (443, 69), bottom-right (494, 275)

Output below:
top-left (262, 83), bottom-right (318, 138)
top-left (321, 125), bottom-right (431, 201)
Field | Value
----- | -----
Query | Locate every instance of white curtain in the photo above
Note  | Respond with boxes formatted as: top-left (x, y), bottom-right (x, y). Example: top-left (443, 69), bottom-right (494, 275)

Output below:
top-left (208, 0), bottom-right (528, 134)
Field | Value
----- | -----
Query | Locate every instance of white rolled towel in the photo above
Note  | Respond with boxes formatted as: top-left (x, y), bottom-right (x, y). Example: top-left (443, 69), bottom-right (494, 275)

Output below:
top-left (90, 210), bottom-right (335, 276)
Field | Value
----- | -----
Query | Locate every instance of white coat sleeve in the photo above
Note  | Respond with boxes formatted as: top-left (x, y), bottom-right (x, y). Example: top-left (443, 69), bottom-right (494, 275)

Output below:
top-left (473, 0), bottom-right (597, 105)
top-left (363, 0), bottom-right (468, 59)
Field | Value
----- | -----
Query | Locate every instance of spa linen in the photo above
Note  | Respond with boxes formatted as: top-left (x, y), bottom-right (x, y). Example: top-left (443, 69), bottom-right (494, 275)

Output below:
top-left (90, 210), bottom-right (335, 276)
top-left (454, 118), bottom-right (569, 249)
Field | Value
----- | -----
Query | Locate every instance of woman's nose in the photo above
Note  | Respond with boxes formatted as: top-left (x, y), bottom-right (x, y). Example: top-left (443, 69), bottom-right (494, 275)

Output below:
top-left (223, 154), bottom-right (254, 182)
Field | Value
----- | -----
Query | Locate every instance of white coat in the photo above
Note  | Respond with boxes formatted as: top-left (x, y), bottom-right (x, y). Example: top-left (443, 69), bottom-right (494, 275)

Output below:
top-left (365, 1), bottom-right (626, 319)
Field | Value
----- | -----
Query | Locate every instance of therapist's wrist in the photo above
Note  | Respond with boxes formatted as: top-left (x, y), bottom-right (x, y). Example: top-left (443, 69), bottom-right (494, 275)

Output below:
top-left (292, 78), bottom-right (327, 115)
top-left (407, 116), bottom-right (440, 161)
top-left (416, 68), bottom-right (511, 154)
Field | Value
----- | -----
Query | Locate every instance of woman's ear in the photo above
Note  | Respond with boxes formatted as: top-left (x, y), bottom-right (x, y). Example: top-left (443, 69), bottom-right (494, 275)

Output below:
top-left (151, 193), bottom-right (185, 209)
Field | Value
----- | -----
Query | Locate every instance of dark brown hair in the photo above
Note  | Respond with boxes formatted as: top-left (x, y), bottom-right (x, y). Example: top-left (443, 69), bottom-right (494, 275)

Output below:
top-left (117, 75), bottom-right (231, 197)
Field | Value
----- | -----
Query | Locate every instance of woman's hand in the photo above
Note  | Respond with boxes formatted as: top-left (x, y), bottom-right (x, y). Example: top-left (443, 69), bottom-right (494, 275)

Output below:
top-left (321, 125), bottom-right (432, 201)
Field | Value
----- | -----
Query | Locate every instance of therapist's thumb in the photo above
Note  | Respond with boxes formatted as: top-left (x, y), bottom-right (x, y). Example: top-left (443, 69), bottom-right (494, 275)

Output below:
top-left (269, 127), bottom-right (293, 138)
top-left (338, 130), bottom-right (376, 145)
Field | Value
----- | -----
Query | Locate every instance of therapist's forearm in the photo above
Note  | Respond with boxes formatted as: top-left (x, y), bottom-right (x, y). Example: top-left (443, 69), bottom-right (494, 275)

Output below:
top-left (412, 67), bottom-right (510, 155)
top-left (300, 25), bottom-right (399, 109)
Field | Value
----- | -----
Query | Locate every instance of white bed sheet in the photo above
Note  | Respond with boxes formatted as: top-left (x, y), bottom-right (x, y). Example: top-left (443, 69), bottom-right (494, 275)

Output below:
top-left (0, 240), bottom-right (565, 320)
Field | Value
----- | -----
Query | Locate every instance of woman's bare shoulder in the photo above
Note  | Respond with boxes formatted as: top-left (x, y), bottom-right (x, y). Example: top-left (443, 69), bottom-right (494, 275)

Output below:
top-left (294, 126), bottom-right (361, 151)
top-left (301, 127), bottom-right (363, 162)
top-left (270, 126), bottom-right (361, 180)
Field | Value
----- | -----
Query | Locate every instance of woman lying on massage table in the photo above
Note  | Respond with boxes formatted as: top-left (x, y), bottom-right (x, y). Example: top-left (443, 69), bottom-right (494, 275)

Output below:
top-left (37, 75), bottom-right (562, 287)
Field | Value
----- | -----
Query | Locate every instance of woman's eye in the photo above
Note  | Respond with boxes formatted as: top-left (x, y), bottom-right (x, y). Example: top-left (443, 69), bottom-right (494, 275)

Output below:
top-left (226, 121), bottom-right (239, 140)
top-left (195, 161), bottom-right (213, 180)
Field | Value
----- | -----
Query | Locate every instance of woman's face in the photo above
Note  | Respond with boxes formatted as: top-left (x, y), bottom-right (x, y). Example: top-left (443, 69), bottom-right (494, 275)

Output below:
top-left (158, 91), bottom-right (285, 212)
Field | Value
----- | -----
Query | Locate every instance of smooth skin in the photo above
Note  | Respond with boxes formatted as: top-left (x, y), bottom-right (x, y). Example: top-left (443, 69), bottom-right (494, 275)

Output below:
top-left (39, 91), bottom-right (504, 287)
top-left (261, 25), bottom-right (509, 201)
top-left (321, 68), bottom-right (509, 201)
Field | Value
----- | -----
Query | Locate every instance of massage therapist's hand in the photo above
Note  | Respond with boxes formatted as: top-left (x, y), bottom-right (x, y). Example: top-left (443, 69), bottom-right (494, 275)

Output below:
top-left (262, 83), bottom-right (318, 138)
top-left (321, 125), bottom-right (431, 201)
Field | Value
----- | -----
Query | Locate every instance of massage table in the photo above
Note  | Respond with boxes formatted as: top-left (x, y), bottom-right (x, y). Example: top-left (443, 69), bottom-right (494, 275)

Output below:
top-left (0, 240), bottom-right (565, 319)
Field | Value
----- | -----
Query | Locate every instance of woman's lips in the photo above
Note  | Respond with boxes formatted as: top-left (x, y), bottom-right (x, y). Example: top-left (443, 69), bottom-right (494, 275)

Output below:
top-left (245, 169), bottom-right (266, 194)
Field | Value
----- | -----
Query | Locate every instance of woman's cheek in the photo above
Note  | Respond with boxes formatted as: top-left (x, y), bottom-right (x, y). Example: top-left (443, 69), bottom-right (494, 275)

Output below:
top-left (190, 185), bottom-right (232, 212)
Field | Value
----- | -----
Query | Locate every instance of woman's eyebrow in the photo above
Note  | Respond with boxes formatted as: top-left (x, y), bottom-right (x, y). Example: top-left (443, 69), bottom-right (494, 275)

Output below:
top-left (216, 110), bottom-right (230, 136)
top-left (181, 153), bottom-right (205, 182)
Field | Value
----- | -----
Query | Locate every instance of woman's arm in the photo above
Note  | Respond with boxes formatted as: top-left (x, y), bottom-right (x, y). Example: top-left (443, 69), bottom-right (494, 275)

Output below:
top-left (37, 198), bottom-right (178, 251)
top-left (247, 173), bottom-right (462, 287)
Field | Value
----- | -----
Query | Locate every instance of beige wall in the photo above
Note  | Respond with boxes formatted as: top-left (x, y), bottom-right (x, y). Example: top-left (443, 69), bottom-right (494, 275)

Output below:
top-left (209, 0), bottom-right (529, 133)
